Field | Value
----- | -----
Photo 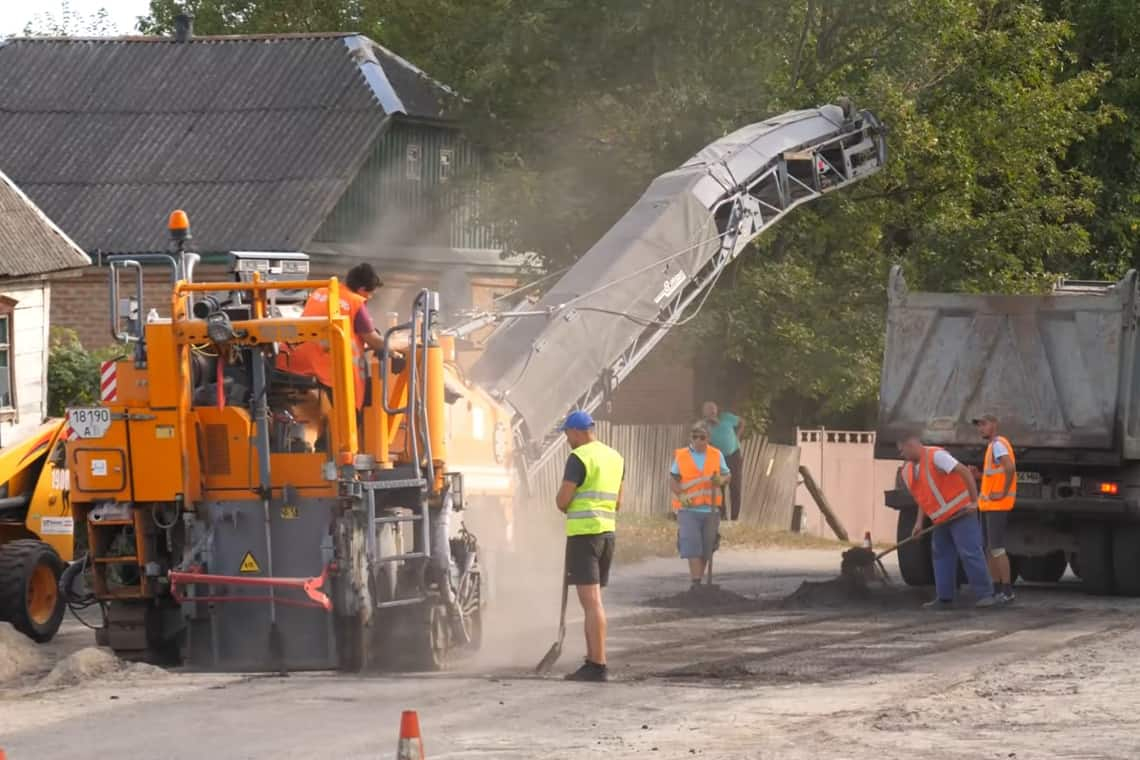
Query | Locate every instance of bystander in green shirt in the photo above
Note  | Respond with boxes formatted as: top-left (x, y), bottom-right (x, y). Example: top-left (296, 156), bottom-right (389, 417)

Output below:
top-left (707, 412), bottom-right (741, 456)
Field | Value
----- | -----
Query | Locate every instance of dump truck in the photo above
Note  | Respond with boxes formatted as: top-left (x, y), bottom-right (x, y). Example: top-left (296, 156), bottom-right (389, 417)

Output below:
top-left (876, 266), bottom-right (1140, 596)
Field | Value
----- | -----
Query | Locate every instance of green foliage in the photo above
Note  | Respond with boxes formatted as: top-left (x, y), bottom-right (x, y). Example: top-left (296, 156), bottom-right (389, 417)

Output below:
top-left (47, 329), bottom-right (122, 418)
top-left (22, 1), bottom-right (119, 36)
top-left (139, 0), bottom-right (1140, 434)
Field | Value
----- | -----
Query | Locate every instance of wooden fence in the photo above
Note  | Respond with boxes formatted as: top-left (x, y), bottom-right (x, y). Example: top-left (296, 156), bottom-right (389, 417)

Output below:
top-left (521, 422), bottom-right (801, 529)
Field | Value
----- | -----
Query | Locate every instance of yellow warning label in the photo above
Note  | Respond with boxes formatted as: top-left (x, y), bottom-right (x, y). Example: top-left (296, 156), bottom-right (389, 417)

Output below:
top-left (281, 505), bottom-right (299, 520)
top-left (238, 551), bottom-right (261, 574)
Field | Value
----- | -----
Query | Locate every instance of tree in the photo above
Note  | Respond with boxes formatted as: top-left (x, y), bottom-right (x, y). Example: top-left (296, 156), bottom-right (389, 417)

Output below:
top-left (1042, 0), bottom-right (1140, 277)
top-left (137, 0), bottom-right (1115, 434)
top-left (23, 1), bottom-right (119, 36)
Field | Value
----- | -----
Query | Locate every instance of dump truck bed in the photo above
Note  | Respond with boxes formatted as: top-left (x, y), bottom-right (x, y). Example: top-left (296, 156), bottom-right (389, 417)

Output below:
top-left (876, 267), bottom-right (1140, 459)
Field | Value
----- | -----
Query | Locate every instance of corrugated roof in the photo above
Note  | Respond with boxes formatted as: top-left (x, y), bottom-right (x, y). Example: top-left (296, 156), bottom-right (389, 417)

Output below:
top-left (0, 169), bottom-right (91, 277)
top-left (0, 34), bottom-right (455, 254)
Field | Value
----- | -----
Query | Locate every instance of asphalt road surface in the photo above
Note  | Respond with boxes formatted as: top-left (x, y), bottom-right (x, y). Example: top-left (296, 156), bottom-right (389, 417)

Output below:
top-left (3, 543), bottom-right (1139, 760)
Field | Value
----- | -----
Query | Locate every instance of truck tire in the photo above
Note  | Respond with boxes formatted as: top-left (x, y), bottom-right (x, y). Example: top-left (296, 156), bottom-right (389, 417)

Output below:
top-left (1111, 525), bottom-right (1140, 597)
top-left (1077, 524), bottom-right (1115, 596)
top-left (1018, 551), bottom-right (1068, 584)
top-left (0, 540), bottom-right (66, 642)
top-left (896, 507), bottom-right (934, 586)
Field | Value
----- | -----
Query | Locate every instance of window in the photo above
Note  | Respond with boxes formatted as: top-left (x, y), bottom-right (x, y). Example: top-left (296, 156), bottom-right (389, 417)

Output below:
top-left (439, 148), bottom-right (453, 183)
top-left (0, 297), bottom-right (16, 413)
top-left (406, 144), bottom-right (422, 181)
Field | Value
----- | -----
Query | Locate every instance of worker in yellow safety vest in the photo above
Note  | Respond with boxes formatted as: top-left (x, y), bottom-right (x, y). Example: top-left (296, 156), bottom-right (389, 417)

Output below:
top-left (670, 421), bottom-right (730, 591)
top-left (899, 430), bottom-right (996, 609)
top-left (555, 410), bottom-right (624, 682)
top-left (974, 413), bottom-right (1017, 603)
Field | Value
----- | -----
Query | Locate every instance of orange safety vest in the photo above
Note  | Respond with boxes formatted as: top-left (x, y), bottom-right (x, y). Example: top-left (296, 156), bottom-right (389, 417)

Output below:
top-left (671, 446), bottom-right (725, 510)
top-left (277, 287), bottom-right (367, 408)
top-left (980, 435), bottom-right (1016, 512)
top-left (903, 446), bottom-right (971, 523)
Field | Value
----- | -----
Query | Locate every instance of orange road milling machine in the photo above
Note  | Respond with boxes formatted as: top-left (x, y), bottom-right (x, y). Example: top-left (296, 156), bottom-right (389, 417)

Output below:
top-left (61, 211), bottom-right (483, 671)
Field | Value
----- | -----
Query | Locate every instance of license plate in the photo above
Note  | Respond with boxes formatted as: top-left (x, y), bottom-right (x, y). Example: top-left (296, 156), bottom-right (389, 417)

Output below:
top-left (1017, 471), bottom-right (1042, 484)
top-left (67, 407), bottom-right (112, 439)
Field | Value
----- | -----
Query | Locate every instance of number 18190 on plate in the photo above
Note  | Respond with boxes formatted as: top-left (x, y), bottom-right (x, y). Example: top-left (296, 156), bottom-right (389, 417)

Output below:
top-left (67, 407), bottom-right (112, 439)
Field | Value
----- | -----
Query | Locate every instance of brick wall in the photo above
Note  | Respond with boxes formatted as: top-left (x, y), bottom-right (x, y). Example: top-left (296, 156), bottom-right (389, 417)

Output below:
top-left (50, 261), bottom-right (517, 352)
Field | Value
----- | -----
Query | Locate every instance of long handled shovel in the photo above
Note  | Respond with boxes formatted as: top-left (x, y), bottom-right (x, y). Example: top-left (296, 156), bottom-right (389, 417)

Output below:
top-left (535, 565), bottom-right (569, 674)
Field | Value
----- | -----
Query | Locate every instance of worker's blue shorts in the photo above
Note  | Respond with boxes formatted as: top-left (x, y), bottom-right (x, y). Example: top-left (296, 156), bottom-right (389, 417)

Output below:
top-left (677, 509), bottom-right (720, 559)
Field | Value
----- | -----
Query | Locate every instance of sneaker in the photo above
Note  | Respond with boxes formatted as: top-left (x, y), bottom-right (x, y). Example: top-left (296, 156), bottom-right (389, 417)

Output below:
top-left (1000, 589), bottom-right (1016, 604)
top-left (975, 595), bottom-right (998, 608)
top-left (923, 598), bottom-right (954, 610)
top-left (565, 660), bottom-right (609, 682)
top-left (690, 579), bottom-right (703, 592)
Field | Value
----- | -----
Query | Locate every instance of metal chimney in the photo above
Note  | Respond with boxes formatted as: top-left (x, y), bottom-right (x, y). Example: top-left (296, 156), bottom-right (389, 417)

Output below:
top-left (173, 13), bottom-right (193, 42)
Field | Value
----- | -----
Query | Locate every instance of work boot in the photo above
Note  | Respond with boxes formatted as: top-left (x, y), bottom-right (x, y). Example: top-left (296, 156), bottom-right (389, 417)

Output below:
top-left (975, 594), bottom-right (998, 609)
top-left (565, 660), bottom-right (609, 682)
top-left (922, 598), bottom-right (954, 610)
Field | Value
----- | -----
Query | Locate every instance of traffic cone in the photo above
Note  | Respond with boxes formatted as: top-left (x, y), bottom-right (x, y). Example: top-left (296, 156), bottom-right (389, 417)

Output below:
top-left (862, 531), bottom-right (872, 549)
top-left (396, 710), bottom-right (424, 760)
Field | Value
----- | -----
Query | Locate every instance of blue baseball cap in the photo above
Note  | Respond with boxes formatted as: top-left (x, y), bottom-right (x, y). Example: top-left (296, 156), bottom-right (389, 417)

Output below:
top-left (561, 410), bottom-right (595, 431)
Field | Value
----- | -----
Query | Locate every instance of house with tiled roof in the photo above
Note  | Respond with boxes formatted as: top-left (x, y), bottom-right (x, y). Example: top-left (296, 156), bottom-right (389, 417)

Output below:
top-left (0, 27), bottom-right (514, 353)
top-left (0, 169), bottom-right (91, 445)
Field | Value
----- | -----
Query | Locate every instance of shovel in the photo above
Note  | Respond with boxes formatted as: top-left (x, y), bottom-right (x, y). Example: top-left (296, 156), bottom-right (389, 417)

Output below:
top-left (535, 564), bottom-right (569, 674)
top-left (841, 509), bottom-right (972, 585)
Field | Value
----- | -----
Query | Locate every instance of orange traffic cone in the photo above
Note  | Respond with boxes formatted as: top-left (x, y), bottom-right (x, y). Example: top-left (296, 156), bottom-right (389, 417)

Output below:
top-left (397, 710), bottom-right (424, 760)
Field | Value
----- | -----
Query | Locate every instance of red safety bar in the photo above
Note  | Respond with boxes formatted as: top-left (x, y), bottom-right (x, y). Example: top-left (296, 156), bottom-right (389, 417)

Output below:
top-left (169, 565), bottom-right (332, 611)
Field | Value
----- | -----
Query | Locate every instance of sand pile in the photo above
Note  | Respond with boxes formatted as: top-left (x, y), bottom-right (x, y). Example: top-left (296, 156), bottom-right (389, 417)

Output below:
top-left (0, 622), bottom-right (47, 681)
top-left (40, 647), bottom-right (166, 688)
top-left (645, 586), bottom-right (756, 610)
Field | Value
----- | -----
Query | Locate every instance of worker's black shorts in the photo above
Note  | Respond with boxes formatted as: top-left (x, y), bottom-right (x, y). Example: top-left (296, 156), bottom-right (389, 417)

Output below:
top-left (982, 511), bottom-right (1009, 554)
top-left (565, 533), bottom-right (615, 587)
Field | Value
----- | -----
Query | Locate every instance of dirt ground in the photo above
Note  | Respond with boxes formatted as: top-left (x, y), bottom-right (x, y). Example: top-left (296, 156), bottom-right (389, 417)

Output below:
top-left (3, 538), bottom-right (1140, 759)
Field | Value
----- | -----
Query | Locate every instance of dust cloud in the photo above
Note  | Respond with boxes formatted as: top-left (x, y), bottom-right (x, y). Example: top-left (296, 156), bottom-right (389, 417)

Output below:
top-left (464, 495), bottom-right (567, 671)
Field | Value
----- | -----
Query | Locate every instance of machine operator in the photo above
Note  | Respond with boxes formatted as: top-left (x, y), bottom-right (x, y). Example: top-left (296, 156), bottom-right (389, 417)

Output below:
top-left (278, 262), bottom-right (408, 406)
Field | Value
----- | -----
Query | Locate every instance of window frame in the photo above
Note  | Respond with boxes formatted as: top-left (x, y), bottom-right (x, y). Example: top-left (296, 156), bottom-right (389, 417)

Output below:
top-left (0, 296), bottom-right (17, 421)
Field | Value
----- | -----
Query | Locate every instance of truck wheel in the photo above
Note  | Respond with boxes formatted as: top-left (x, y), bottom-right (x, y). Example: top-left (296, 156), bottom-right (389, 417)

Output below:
top-left (0, 540), bottom-right (66, 642)
top-left (1111, 525), bottom-right (1140, 597)
top-left (1019, 551), bottom-right (1068, 584)
top-left (896, 507), bottom-right (934, 586)
top-left (1077, 524), bottom-right (1115, 596)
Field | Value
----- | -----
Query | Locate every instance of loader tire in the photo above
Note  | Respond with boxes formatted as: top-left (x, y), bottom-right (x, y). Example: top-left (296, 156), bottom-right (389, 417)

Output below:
top-left (1077, 524), bottom-right (1115, 596)
top-left (0, 540), bottom-right (66, 642)
top-left (1019, 551), bottom-right (1068, 584)
top-left (1111, 525), bottom-right (1140, 597)
top-left (896, 507), bottom-right (934, 587)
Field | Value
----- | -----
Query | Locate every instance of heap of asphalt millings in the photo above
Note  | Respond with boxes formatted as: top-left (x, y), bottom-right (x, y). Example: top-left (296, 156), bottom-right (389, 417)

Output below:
top-left (646, 585), bottom-right (756, 610)
top-left (779, 574), bottom-right (927, 610)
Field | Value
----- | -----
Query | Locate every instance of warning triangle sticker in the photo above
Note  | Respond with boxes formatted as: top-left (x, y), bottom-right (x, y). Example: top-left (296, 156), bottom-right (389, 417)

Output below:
top-left (238, 551), bottom-right (261, 574)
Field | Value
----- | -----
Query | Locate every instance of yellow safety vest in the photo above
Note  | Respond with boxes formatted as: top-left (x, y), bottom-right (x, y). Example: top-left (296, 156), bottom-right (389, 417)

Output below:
top-left (566, 440), bottom-right (624, 537)
top-left (980, 435), bottom-right (1016, 512)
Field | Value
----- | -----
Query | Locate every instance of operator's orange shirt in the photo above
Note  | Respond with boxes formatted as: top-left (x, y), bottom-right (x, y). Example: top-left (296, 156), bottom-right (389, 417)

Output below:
top-left (276, 288), bottom-right (367, 408)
